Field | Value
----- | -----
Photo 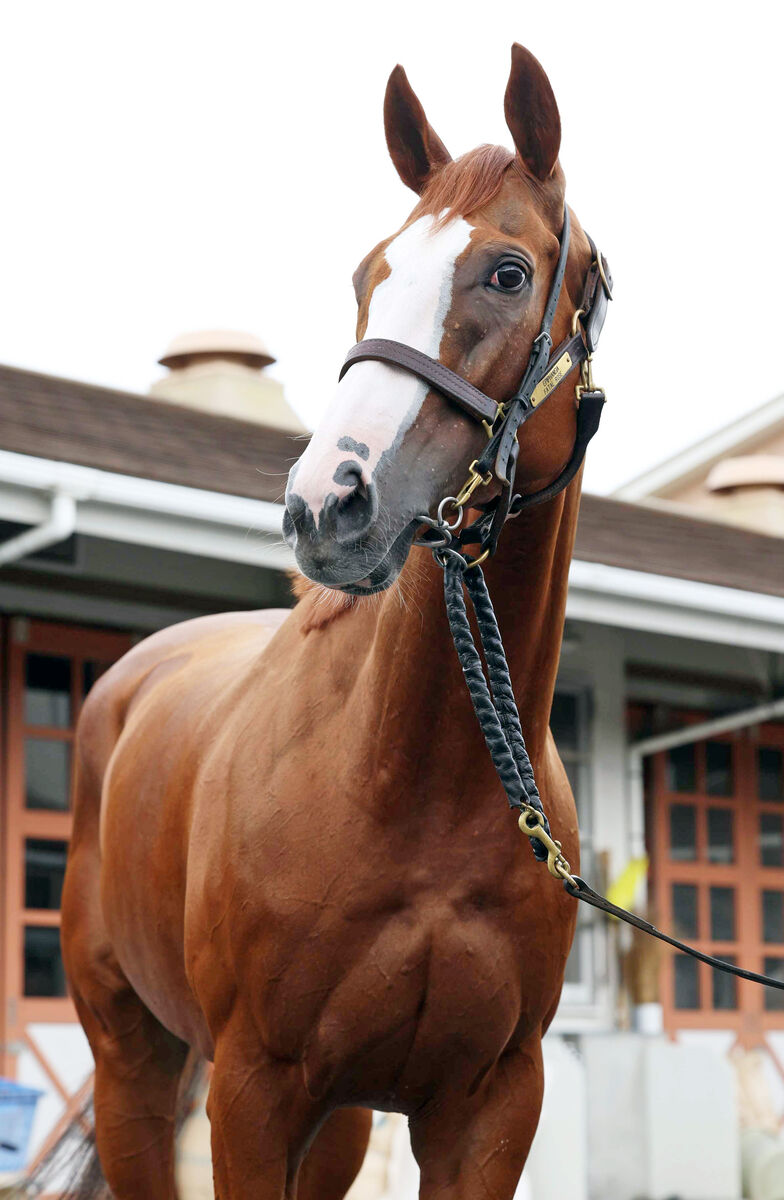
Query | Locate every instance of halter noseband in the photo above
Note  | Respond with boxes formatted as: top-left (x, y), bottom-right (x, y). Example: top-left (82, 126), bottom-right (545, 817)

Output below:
top-left (338, 205), bottom-right (612, 563)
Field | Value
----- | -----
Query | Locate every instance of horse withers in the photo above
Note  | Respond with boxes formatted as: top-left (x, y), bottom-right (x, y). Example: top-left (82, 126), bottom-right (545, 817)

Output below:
top-left (56, 43), bottom-right (598, 1200)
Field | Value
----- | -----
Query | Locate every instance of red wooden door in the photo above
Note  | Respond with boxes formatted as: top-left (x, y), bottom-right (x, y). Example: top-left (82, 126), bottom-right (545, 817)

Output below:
top-left (649, 721), bottom-right (784, 1059)
top-left (1, 617), bottom-right (132, 1103)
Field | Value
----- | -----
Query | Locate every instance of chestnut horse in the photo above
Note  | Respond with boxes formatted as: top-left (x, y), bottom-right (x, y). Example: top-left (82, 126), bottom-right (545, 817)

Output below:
top-left (59, 43), bottom-right (598, 1200)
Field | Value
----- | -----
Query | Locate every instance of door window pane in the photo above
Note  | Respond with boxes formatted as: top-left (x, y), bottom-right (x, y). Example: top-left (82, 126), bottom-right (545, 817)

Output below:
top-left (760, 813), bottom-right (784, 867)
top-left (763, 891), bottom-right (784, 943)
top-left (25, 739), bottom-right (70, 810)
top-left (672, 883), bottom-right (698, 938)
top-left (25, 839), bottom-right (68, 910)
top-left (674, 955), bottom-right (700, 1009)
top-left (550, 692), bottom-right (578, 752)
top-left (24, 654), bottom-right (71, 728)
top-left (24, 926), bottom-right (67, 997)
top-left (712, 958), bottom-right (737, 1010)
top-left (668, 744), bottom-right (697, 793)
top-left (708, 808), bottom-right (734, 864)
top-left (706, 741), bottom-right (734, 797)
top-left (710, 887), bottom-right (736, 941)
top-left (83, 660), bottom-right (110, 698)
top-left (764, 958), bottom-right (784, 1011)
top-left (759, 748), bottom-right (784, 802)
top-left (670, 805), bottom-right (697, 860)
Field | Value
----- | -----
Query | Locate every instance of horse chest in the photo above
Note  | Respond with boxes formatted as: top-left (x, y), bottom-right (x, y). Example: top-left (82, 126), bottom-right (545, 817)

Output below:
top-left (216, 867), bottom-right (561, 1107)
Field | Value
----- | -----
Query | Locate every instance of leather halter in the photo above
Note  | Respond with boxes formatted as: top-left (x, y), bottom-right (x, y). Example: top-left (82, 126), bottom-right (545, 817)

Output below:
top-left (339, 205), bottom-right (613, 560)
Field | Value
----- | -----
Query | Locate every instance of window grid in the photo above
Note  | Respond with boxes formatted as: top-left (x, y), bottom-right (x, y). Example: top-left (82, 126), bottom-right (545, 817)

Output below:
top-left (651, 725), bottom-right (784, 1038)
top-left (1, 618), bottom-right (132, 1071)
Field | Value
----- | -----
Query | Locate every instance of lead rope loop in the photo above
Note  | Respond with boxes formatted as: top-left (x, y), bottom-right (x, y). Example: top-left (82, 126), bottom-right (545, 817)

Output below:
top-left (441, 553), bottom-right (550, 861)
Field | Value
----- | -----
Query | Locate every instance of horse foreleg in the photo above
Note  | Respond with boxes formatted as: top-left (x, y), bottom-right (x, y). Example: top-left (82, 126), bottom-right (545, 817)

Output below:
top-left (409, 1036), bottom-right (545, 1199)
top-left (208, 1024), bottom-right (323, 1200)
top-left (296, 1107), bottom-right (373, 1200)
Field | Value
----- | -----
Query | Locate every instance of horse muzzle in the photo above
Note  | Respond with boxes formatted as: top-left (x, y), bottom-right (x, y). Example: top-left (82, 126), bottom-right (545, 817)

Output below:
top-left (283, 469), bottom-right (416, 593)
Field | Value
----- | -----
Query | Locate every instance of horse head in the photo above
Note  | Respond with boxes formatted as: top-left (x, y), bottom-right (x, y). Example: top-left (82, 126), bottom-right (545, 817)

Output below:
top-left (284, 44), bottom-right (596, 594)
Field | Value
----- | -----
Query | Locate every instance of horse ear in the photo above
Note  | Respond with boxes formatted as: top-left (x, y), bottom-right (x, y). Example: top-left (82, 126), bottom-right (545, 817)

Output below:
top-left (504, 44), bottom-right (561, 182)
top-left (384, 65), bottom-right (452, 194)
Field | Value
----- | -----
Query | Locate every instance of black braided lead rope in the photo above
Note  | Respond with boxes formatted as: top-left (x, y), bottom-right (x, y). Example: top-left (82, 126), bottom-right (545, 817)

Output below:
top-left (442, 554), bottom-right (549, 861)
top-left (437, 551), bottom-right (784, 994)
top-left (461, 565), bottom-right (543, 813)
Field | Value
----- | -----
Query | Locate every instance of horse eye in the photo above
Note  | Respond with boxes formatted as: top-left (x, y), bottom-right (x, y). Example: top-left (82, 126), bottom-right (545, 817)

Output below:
top-left (489, 262), bottom-right (527, 292)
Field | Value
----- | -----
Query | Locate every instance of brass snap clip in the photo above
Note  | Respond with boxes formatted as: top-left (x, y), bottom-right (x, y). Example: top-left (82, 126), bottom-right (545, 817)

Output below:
top-left (454, 460), bottom-right (494, 509)
top-left (518, 803), bottom-right (577, 887)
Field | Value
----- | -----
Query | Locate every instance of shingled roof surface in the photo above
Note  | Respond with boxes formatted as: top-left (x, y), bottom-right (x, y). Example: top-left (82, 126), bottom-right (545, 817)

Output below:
top-left (575, 493), bottom-right (784, 599)
top-left (0, 362), bottom-right (782, 599)
top-left (0, 362), bottom-right (302, 503)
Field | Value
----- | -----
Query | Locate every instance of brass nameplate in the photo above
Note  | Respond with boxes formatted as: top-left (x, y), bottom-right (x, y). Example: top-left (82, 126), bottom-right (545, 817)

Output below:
top-left (531, 351), bottom-right (573, 407)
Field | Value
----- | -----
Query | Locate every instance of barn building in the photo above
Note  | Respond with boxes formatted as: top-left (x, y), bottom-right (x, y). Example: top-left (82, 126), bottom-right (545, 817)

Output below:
top-left (0, 342), bottom-right (782, 1198)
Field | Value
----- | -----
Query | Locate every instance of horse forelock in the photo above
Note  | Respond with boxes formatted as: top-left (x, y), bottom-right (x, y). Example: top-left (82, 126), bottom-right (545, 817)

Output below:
top-left (413, 144), bottom-right (515, 228)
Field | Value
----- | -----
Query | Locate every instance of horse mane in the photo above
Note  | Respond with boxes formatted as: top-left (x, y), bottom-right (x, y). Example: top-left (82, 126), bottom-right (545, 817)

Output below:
top-left (413, 144), bottom-right (515, 227)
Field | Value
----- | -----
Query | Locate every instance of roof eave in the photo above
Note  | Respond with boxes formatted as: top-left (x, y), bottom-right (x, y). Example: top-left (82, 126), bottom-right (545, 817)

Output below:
top-left (612, 391), bottom-right (784, 500)
top-left (0, 449), bottom-right (294, 571)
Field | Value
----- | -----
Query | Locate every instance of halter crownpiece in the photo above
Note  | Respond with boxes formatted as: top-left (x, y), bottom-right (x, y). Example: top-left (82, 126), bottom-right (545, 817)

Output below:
top-left (339, 204), bottom-right (613, 563)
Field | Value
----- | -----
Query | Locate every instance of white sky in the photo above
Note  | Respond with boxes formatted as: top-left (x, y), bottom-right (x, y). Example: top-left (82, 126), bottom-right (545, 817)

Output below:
top-left (1, 1), bottom-right (783, 494)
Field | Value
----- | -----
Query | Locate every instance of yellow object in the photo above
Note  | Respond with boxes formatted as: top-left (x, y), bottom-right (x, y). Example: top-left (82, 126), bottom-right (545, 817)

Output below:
top-left (607, 856), bottom-right (649, 913)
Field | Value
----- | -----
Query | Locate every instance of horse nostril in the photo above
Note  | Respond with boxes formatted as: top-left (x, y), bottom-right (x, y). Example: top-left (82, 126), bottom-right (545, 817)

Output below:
top-left (283, 492), bottom-right (311, 546)
top-left (325, 461), bottom-right (377, 544)
top-left (338, 474), bottom-right (368, 509)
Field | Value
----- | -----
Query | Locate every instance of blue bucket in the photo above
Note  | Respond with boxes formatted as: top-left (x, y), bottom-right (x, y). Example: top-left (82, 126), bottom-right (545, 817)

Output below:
top-left (0, 1078), bottom-right (44, 1172)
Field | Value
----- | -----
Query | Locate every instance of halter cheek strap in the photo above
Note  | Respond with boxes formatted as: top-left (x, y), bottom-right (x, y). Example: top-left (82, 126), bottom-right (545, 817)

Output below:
top-left (338, 204), bottom-right (613, 561)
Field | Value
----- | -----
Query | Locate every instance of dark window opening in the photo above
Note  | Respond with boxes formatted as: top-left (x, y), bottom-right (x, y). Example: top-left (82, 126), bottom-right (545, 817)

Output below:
top-left (760, 813), bottom-right (784, 867)
top-left (707, 808), bottom-right (734, 864)
top-left (668, 744), bottom-right (697, 793)
top-left (670, 805), bottom-right (697, 861)
top-left (674, 955), bottom-right (700, 1009)
top-left (25, 839), bottom-right (68, 910)
top-left (24, 926), bottom-right (67, 997)
top-left (706, 741), bottom-right (734, 797)
top-left (25, 654), bottom-right (71, 728)
top-left (759, 747), bottom-right (784, 803)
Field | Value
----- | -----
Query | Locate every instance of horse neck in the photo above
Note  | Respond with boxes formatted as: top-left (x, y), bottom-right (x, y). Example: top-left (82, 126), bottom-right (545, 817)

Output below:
top-left (365, 476), bottom-right (582, 773)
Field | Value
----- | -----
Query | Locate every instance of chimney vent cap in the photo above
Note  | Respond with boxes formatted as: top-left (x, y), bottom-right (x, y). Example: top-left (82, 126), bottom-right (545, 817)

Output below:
top-left (158, 329), bottom-right (275, 370)
top-left (706, 455), bottom-right (784, 492)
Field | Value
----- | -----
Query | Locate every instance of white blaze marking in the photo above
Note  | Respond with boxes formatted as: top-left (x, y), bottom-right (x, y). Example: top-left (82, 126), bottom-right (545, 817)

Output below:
top-left (291, 215), bottom-right (472, 518)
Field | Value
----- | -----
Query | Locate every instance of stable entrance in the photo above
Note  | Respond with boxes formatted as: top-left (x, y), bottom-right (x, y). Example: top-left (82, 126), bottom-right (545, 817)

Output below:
top-left (0, 616), bottom-right (132, 1121)
top-left (648, 722), bottom-right (784, 1058)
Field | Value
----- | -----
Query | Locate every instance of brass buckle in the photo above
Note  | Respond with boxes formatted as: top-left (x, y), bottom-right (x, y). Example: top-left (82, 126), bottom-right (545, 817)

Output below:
top-left (595, 252), bottom-right (613, 300)
top-left (481, 400), bottom-right (507, 439)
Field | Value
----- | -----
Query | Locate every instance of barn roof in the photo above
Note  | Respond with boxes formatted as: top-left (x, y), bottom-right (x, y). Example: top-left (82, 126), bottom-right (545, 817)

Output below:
top-left (0, 362), bottom-right (300, 504)
top-left (0, 360), bottom-right (781, 600)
